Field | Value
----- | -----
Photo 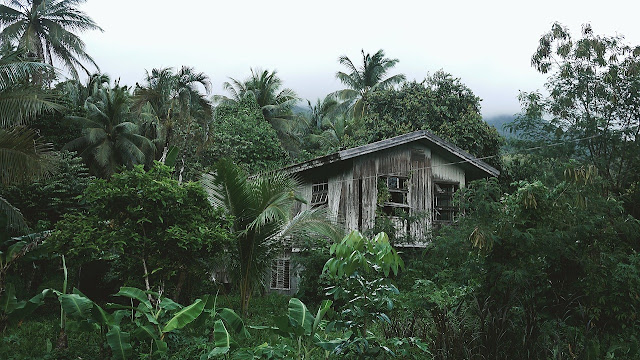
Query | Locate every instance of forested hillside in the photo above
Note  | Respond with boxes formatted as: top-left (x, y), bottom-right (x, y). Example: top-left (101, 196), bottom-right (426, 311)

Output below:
top-left (1, 2), bottom-right (639, 359)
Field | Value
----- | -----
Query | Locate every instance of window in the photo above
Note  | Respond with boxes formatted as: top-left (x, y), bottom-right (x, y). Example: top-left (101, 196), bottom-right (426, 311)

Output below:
top-left (270, 258), bottom-right (290, 290)
top-left (377, 176), bottom-right (410, 238)
top-left (311, 180), bottom-right (328, 208)
top-left (378, 176), bottom-right (409, 216)
top-left (433, 182), bottom-right (459, 223)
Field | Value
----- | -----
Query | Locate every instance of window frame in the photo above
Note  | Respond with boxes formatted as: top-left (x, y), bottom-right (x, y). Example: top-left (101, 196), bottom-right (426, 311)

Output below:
top-left (433, 181), bottom-right (459, 225)
top-left (378, 175), bottom-right (410, 215)
top-left (311, 180), bottom-right (329, 208)
top-left (270, 257), bottom-right (291, 290)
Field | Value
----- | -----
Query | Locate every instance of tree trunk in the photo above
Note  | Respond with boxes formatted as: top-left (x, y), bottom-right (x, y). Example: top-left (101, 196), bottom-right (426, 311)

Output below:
top-left (141, 258), bottom-right (155, 305)
top-left (173, 268), bottom-right (187, 301)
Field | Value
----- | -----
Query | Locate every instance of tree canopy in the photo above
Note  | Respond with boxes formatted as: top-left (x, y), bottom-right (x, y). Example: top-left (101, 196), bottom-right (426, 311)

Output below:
top-left (356, 72), bottom-right (503, 162)
top-left (0, 0), bottom-right (102, 79)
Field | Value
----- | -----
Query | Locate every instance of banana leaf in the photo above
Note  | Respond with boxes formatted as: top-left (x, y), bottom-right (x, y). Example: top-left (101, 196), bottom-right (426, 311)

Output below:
top-left (162, 298), bottom-right (205, 333)
top-left (114, 287), bottom-right (151, 310)
top-left (218, 308), bottom-right (249, 339)
top-left (287, 298), bottom-right (313, 336)
top-left (106, 326), bottom-right (133, 360)
top-left (59, 293), bottom-right (93, 318)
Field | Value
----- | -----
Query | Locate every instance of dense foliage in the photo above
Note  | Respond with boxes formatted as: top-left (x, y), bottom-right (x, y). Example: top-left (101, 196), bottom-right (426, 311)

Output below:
top-left (357, 73), bottom-right (503, 162)
top-left (49, 163), bottom-right (232, 301)
top-left (208, 95), bottom-right (289, 173)
top-left (1, 8), bottom-right (639, 359)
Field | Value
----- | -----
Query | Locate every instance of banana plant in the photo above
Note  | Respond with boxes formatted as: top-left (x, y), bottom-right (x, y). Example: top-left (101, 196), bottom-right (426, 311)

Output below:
top-left (105, 286), bottom-right (208, 358)
top-left (249, 297), bottom-right (335, 359)
top-left (59, 286), bottom-right (249, 360)
top-left (197, 295), bottom-right (250, 359)
top-left (57, 287), bottom-right (131, 359)
top-left (0, 283), bottom-right (53, 332)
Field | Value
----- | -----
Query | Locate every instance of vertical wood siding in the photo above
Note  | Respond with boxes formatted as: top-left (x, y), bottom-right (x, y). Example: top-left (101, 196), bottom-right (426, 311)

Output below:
top-left (296, 144), bottom-right (467, 239)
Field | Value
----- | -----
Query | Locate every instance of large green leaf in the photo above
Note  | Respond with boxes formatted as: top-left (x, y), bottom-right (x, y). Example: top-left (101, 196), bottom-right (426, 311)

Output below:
top-left (213, 319), bottom-right (231, 349)
top-left (314, 335), bottom-right (345, 352)
top-left (59, 293), bottom-right (93, 319)
top-left (115, 287), bottom-right (151, 310)
top-left (272, 314), bottom-right (294, 338)
top-left (152, 339), bottom-right (168, 356)
top-left (163, 146), bottom-right (179, 167)
top-left (159, 297), bottom-right (182, 311)
top-left (288, 297), bottom-right (313, 336)
top-left (9, 288), bottom-right (53, 321)
top-left (0, 283), bottom-right (17, 314)
top-left (312, 300), bottom-right (332, 336)
top-left (91, 302), bottom-right (113, 326)
top-left (191, 294), bottom-right (216, 329)
top-left (204, 345), bottom-right (230, 359)
top-left (132, 324), bottom-right (158, 341)
top-left (5, 241), bottom-right (25, 261)
top-left (162, 298), bottom-right (205, 333)
top-left (106, 326), bottom-right (133, 360)
top-left (218, 308), bottom-right (249, 339)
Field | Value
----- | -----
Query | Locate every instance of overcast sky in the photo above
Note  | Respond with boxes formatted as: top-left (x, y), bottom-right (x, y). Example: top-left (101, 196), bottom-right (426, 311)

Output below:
top-left (77, 0), bottom-right (640, 118)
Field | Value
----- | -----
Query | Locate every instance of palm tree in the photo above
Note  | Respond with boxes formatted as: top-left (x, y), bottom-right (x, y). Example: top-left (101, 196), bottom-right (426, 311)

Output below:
top-left (216, 68), bottom-right (299, 132)
top-left (0, 0), bottom-right (102, 79)
top-left (311, 114), bottom-right (357, 151)
top-left (133, 66), bottom-right (212, 163)
top-left (0, 49), bottom-right (59, 231)
top-left (57, 72), bottom-right (110, 109)
top-left (64, 83), bottom-right (154, 178)
top-left (307, 95), bottom-right (339, 130)
top-left (202, 159), bottom-right (340, 316)
top-left (332, 49), bottom-right (406, 119)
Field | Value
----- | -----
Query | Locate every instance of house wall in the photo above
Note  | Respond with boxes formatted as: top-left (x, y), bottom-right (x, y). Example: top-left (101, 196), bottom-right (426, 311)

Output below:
top-left (272, 143), bottom-right (471, 295)
top-left (297, 143), bottom-right (467, 238)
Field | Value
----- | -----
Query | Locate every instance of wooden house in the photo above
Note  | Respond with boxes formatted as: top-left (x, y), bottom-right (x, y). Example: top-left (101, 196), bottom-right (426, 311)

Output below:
top-left (268, 130), bottom-right (499, 293)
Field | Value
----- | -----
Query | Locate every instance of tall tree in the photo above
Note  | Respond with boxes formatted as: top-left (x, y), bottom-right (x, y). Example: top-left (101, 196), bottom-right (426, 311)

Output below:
top-left (515, 23), bottom-right (640, 192)
top-left (0, 0), bottom-right (102, 79)
top-left (215, 68), bottom-right (299, 136)
top-left (64, 83), bottom-right (153, 178)
top-left (206, 95), bottom-right (289, 174)
top-left (332, 49), bottom-right (406, 120)
top-left (0, 49), bottom-right (58, 232)
top-left (50, 163), bottom-right (232, 301)
top-left (307, 95), bottom-right (339, 130)
top-left (357, 73), bottom-right (502, 162)
top-left (133, 66), bottom-right (212, 181)
top-left (203, 159), bottom-right (339, 316)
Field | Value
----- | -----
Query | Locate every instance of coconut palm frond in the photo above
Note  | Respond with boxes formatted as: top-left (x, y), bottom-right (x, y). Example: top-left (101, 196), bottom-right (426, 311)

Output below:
top-left (335, 49), bottom-right (405, 119)
top-left (65, 85), bottom-right (151, 177)
top-left (0, 126), bottom-right (55, 186)
top-left (0, 86), bottom-right (60, 127)
top-left (0, 0), bottom-right (102, 79)
top-left (203, 158), bottom-right (337, 315)
top-left (0, 195), bottom-right (28, 231)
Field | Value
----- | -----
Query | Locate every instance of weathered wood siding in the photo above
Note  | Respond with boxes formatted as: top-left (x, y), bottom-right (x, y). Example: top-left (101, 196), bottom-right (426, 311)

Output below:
top-left (295, 144), bottom-right (467, 240)
top-left (352, 144), bottom-right (424, 234)
top-left (432, 153), bottom-right (466, 187)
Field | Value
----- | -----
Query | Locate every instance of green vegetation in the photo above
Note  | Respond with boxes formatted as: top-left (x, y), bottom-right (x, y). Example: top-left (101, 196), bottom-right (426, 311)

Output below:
top-left (0, 8), bottom-right (639, 359)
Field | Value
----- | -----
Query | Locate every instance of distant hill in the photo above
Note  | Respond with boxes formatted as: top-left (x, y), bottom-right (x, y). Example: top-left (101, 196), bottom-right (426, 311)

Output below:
top-left (484, 114), bottom-right (517, 137)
